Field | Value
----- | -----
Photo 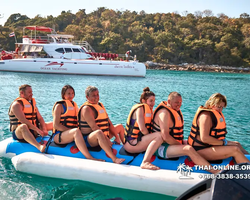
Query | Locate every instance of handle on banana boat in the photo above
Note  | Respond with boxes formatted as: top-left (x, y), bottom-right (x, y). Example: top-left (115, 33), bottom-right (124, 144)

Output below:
top-left (44, 133), bottom-right (54, 153)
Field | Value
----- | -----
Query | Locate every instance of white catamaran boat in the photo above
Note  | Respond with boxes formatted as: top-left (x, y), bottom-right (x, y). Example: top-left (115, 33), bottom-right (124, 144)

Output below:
top-left (0, 26), bottom-right (146, 77)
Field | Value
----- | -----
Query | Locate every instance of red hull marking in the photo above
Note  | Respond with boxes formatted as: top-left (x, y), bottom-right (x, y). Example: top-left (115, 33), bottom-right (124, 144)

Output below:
top-left (39, 140), bottom-right (48, 145)
top-left (45, 62), bottom-right (64, 67)
top-left (150, 155), bottom-right (156, 163)
top-left (70, 145), bottom-right (80, 154)
top-left (105, 149), bottom-right (117, 158)
top-left (184, 158), bottom-right (195, 167)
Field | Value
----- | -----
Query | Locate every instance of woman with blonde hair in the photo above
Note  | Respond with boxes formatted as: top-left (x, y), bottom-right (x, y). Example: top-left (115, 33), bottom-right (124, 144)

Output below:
top-left (187, 93), bottom-right (249, 164)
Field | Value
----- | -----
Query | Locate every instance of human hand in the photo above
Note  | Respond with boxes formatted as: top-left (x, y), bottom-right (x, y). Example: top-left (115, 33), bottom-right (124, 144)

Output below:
top-left (36, 129), bottom-right (44, 136)
top-left (42, 130), bottom-right (49, 136)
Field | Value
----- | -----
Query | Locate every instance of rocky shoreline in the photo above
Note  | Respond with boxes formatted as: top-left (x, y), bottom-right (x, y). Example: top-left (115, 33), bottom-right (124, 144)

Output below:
top-left (145, 62), bottom-right (250, 73)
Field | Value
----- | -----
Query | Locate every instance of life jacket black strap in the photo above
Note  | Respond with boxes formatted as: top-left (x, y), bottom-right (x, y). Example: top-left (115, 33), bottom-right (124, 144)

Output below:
top-left (125, 132), bottom-right (143, 146)
top-left (211, 128), bottom-right (227, 132)
top-left (170, 126), bottom-right (184, 130)
top-left (172, 131), bottom-right (184, 136)
top-left (189, 134), bottom-right (208, 146)
top-left (60, 119), bottom-right (78, 124)
top-left (192, 124), bottom-right (199, 130)
top-left (98, 123), bottom-right (109, 128)
top-left (191, 128), bottom-right (200, 136)
top-left (96, 118), bottom-right (109, 123)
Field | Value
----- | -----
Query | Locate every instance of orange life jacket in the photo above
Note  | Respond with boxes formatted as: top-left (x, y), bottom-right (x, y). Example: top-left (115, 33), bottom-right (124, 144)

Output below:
top-left (78, 102), bottom-right (110, 137)
top-left (52, 100), bottom-right (78, 133)
top-left (8, 97), bottom-right (38, 131)
top-left (152, 101), bottom-right (184, 144)
top-left (188, 106), bottom-right (227, 146)
top-left (124, 103), bottom-right (153, 145)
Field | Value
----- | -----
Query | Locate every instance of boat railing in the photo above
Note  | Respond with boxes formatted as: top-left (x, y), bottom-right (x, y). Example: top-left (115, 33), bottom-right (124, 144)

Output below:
top-left (22, 35), bottom-right (52, 44)
top-left (73, 41), bottom-right (95, 52)
top-left (22, 35), bottom-right (73, 45)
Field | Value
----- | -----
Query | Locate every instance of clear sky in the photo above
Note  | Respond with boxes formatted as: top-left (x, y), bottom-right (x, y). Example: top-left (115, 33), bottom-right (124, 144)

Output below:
top-left (0, 0), bottom-right (250, 26)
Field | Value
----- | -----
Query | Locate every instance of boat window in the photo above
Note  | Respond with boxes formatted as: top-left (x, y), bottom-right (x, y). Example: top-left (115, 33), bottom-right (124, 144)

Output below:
top-left (55, 48), bottom-right (65, 53)
top-left (65, 48), bottom-right (72, 53)
top-left (79, 49), bottom-right (85, 52)
top-left (72, 48), bottom-right (81, 52)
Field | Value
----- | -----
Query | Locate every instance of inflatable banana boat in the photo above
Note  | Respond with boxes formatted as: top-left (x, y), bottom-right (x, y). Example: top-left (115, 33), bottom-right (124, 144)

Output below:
top-left (0, 136), bottom-right (246, 197)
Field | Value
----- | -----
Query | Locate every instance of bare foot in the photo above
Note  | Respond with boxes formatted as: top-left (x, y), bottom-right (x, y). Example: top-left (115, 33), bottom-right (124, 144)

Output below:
top-left (113, 158), bottom-right (125, 164)
top-left (39, 144), bottom-right (46, 153)
top-left (210, 165), bottom-right (226, 174)
top-left (140, 162), bottom-right (160, 170)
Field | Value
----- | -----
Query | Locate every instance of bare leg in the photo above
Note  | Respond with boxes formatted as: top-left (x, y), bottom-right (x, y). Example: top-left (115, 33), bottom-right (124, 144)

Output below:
top-left (123, 132), bottom-right (163, 170)
top-left (109, 124), bottom-right (125, 144)
top-left (87, 130), bottom-right (125, 164)
top-left (15, 124), bottom-right (45, 153)
top-left (141, 132), bottom-right (163, 170)
top-left (197, 146), bottom-right (250, 164)
top-left (166, 145), bottom-right (219, 174)
top-left (54, 128), bottom-right (103, 161)
top-left (240, 147), bottom-right (249, 155)
top-left (45, 122), bottom-right (53, 132)
top-left (74, 129), bottom-right (104, 161)
top-left (229, 141), bottom-right (249, 154)
top-left (225, 141), bottom-right (249, 154)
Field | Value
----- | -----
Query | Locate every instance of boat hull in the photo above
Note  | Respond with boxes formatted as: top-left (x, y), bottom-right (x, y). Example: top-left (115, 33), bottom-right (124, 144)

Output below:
top-left (0, 58), bottom-right (146, 77)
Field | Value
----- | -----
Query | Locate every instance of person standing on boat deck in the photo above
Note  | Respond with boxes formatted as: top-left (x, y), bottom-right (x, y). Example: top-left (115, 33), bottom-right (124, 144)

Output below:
top-left (123, 87), bottom-right (163, 170)
top-left (187, 93), bottom-right (250, 164)
top-left (152, 92), bottom-right (219, 173)
top-left (78, 86), bottom-right (125, 164)
top-left (52, 85), bottom-right (102, 161)
top-left (125, 50), bottom-right (132, 61)
top-left (8, 84), bottom-right (53, 153)
top-left (14, 45), bottom-right (20, 58)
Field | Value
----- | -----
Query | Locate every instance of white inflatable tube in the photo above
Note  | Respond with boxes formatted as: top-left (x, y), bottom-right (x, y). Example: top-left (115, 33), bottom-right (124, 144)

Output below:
top-left (12, 152), bottom-right (203, 197)
top-left (0, 137), bottom-right (16, 158)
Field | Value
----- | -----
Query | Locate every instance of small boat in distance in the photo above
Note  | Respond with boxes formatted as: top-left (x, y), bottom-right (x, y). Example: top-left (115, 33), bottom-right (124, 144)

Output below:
top-left (0, 26), bottom-right (146, 77)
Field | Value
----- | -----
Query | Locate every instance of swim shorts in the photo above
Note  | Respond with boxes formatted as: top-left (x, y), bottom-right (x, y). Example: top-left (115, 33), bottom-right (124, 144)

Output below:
top-left (154, 143), bottom-right (170, 158)
top-left (83, 134), bottom-right (91, 148)
top-left (12, 130), bottom-right (27, 143)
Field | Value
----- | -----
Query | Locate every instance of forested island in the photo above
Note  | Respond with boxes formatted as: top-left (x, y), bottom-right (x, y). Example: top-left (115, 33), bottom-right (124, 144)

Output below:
top-left (0, 8), bottom-right (250, 72)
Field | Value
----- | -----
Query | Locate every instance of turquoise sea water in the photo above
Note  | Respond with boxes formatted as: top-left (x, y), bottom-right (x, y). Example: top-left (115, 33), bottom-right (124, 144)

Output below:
top-left (0, 70), bottom-right (249, 200)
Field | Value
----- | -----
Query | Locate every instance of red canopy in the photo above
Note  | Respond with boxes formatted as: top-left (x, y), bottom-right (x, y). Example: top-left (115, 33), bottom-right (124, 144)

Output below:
top-left (25, 26), bottom-right (53, 32)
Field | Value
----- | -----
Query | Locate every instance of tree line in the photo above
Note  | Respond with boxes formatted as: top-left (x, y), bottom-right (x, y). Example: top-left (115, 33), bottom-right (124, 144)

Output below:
top-left (0, 8), bottom-right (250, 67)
